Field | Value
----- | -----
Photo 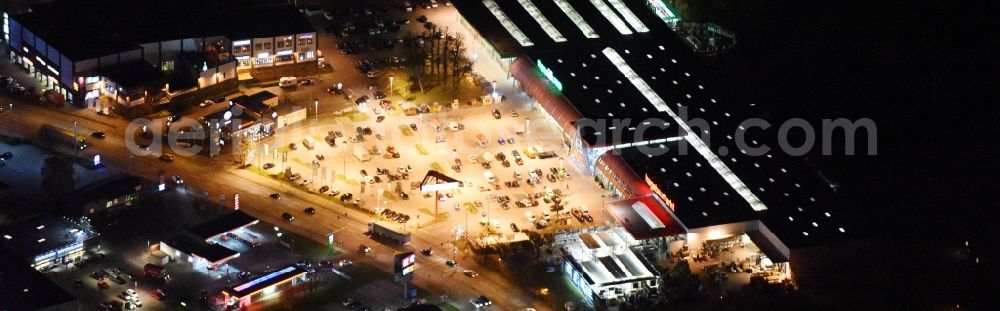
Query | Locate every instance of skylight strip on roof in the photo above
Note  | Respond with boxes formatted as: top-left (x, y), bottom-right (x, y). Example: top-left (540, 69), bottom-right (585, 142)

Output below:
top-left (588, 0), bottom-right (633, 35)
top-left (551, 0), bottom-right (599, 38)
top-left (602, 47), bottom-right (768, 212)
top-left (605, 0), bottom-right (649, 32)
top-left (631, 201), bottom-right (666, 229)
top-left (483, 0), bottom-right (534, 46)
top-left (516, 0), bottom-right (566, 42)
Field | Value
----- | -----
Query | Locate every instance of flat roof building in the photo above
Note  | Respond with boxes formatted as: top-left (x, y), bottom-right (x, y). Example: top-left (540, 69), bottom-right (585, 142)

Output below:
top-left (450, 0), bottom-right (855, 273)
top-left (0, 246), bottom-right (76, 311)
top-left (187, 210), bottom-right (260, 241)
top-left (157, 210), bottom-right (258, 269)
top-left (222, 264), bottom-right (309, 309)
top-left (2, 0), bottom-right (317, 108)
top-left (561, 229), bottom-right (661, 305)
top-left (0, 214), bottom-right (97, 270)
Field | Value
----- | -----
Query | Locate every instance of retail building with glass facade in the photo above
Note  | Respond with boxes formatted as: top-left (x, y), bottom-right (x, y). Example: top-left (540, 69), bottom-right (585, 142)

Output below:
top-left (1, 0), bottom-right (316, 108)
top-left (0, 215), bottom-right (97, 270)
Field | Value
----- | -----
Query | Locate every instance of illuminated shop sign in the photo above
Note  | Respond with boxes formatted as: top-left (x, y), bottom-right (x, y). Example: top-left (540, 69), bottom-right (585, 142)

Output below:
top-left (394, 252), bottom-right (416, 276)
top-left (645, 174), bottom-right (675, 211)
top-left (536, 59), bottom-right (563, 91)
top-left (233, 266), bottom-right (296, 292)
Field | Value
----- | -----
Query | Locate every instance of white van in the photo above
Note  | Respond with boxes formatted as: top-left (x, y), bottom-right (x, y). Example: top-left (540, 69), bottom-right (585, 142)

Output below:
top-left (302, 137), bottom-right (315, 150)
top-left (279, 77), bottom-right (297, 88)
top-left (483, 170), bottom-right (496, 183)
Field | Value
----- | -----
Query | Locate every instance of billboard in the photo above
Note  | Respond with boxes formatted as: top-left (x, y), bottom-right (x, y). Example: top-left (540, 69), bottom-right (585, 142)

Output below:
top-left (394, 252), bottom-right (416, 280)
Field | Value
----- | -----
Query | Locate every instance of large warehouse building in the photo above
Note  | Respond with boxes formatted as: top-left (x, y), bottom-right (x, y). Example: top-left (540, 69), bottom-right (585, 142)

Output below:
top-left (451, 0), bottom-right (854, 304)
top-left (2, 0), bottom-right (316, 108)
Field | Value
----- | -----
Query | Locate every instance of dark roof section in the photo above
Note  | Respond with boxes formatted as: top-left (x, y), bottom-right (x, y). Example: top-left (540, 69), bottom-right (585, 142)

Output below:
top-left (165, 234), bottom-right (238, 263)
top-left (530, 50), bottom-right (684, 147)
top-left (231, 91), bottom-right (278, 116)
top-left (0, 215), bottom-right (96, 259)
top-left (67, 174), bottom-right (147, 207)
top-left (620, 139), bottom-right (851, 248)
top-left (0, 246), bottom-right (75, 311)
top-left (13, 0), bottom-right (314, 60)
top-left (187, 210), bottom-right (258, 241)
top-left (226, 264), bottom-right (307, 297)
top-left (95, 60), bottom-right (166, 88)
top-left (202, 104), bottom-right (261, 125)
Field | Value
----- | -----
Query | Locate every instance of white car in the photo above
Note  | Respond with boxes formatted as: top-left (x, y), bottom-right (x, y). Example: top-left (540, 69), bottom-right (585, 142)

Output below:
top-left (323, 10), bottom-right (334, 20)
top-left (525, 211), bottom-right (536, 222)
top-left (299, 179), bottom-right (312, 187)
top-left (430, 0), bottom-right (439, 8)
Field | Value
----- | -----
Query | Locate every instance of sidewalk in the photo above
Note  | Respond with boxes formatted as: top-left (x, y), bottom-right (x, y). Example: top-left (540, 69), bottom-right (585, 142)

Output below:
top-left (0, 58), bottom-right (123, 129)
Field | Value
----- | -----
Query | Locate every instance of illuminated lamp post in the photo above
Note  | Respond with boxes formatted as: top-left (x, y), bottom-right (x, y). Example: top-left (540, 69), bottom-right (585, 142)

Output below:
top-left (491, 80), bottom-right (498, 101)
top-left (389, 75), bottom-right (394, 98)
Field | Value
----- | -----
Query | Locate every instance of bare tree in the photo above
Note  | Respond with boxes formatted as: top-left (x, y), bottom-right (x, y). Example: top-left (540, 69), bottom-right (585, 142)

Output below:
top-left (450, 33), bottom-right (468, 86)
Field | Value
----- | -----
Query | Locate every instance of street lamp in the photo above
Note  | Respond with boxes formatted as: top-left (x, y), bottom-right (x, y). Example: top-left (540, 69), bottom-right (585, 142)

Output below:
top-left (389, 75), bottom-right (395, 98)
top-left (491, 80), bottom-right (498, 100)
top-left (314, 99), bottom-right (319, 121)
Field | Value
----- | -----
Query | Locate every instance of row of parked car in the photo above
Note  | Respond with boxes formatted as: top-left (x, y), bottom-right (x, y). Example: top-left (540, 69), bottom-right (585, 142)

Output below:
top-left (375, 208), bottom-right (411, 223)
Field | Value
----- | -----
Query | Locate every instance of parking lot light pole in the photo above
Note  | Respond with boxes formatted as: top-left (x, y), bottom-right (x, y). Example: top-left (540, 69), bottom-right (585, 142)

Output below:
top-left (491, 80), bottom-right (498, 100)
top-left (389, 75), bottom-right (394, 98)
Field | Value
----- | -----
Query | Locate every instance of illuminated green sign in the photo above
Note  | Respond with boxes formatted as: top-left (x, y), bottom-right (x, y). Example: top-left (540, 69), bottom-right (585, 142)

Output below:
top-left (536, 59), bottom-right (563, 91)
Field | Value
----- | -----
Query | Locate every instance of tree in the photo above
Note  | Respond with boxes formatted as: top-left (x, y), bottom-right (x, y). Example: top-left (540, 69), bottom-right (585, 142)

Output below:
top-left (388, 70), bottom-right (414, 99)
top-left (449, 33), bottom-right (469, 86)
top-left (40, 156), bottom-right (76, 197)
top-left (238, 135), bottom-right (255, 164)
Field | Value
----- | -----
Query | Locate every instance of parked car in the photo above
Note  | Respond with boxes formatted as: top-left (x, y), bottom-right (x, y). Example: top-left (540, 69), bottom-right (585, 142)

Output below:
top-left (282, 213), bottom-right (294, 221)
top-left (303, 207), bottom-right (316, 215)
top-left (158, 154), bottom-right (175, 162)
top-left (91, 131), bottom-right (106, 139)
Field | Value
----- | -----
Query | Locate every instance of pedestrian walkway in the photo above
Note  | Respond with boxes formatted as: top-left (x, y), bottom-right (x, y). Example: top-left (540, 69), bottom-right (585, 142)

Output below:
top-left (0, 59), bottom-right (122, 129)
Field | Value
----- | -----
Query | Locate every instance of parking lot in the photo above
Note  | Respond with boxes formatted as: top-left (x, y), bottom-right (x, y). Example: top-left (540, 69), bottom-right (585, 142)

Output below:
top-left (250, 92), bottom-right (610, 244)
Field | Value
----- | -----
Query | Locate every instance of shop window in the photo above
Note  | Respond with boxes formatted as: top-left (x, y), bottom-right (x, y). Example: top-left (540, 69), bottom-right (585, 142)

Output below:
top-left (254, 43), bottom-right (262, 51)
top-left (84, 76), bottom-right (100, 84)
top-left (161, 61), bottom-right (174, 72)
top-left (263, 42), bottom-right (271, 50)
top-left (233, 44), bottom-right (250, 53)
